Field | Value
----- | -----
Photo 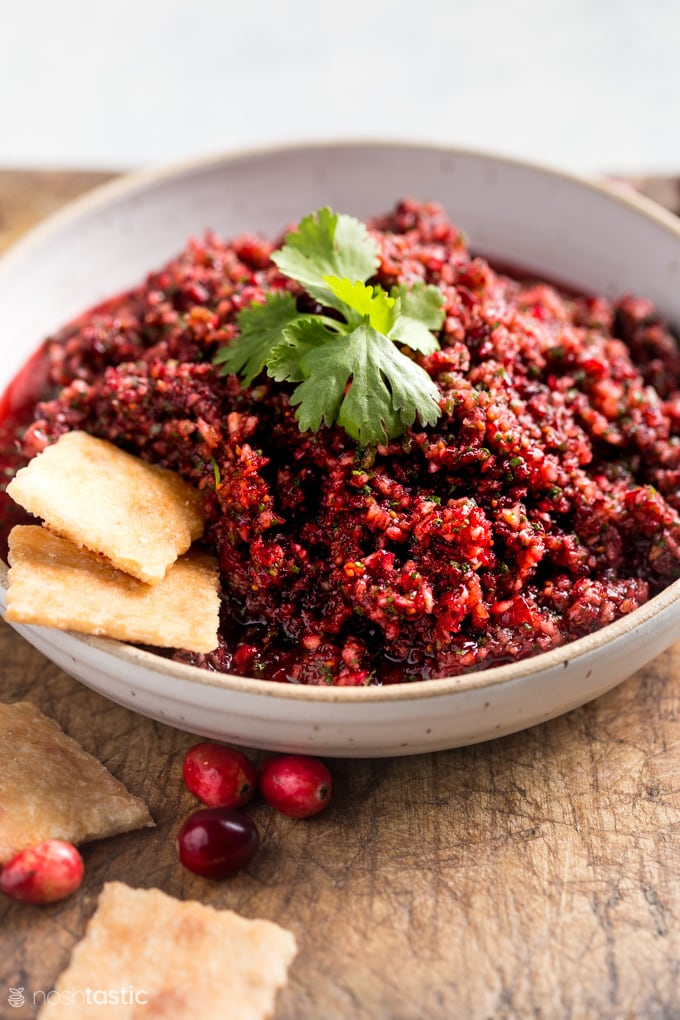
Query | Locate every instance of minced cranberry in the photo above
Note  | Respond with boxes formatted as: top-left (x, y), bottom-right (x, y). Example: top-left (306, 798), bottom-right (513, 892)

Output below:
top-left (258, 755), bottom-right (332, 819)
top-left (232, 235), bottom-right (274, 269)
top-left (177, 808), bottom-right (259, 878)
top-left (0, 840), bottom-right (84, 904)
top-left (183, 742), bottom-right (256, 808)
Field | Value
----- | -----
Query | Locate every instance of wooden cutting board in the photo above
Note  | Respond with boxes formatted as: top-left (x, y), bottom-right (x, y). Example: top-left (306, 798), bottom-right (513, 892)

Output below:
top-left (1, 171), bottom-right (680, 1020)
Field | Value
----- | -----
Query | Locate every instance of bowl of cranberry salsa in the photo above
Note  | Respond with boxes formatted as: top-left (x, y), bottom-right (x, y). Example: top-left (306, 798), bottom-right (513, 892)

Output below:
top-left (2, 143), bottom-right (680, 757)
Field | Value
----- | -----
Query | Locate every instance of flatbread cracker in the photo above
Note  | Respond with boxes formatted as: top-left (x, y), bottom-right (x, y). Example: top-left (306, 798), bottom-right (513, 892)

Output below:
top-left (6, 525), bottom-right (220, 653)
top-left (7, 431), bottom-right (205, 584)
top-left (0, 702), bottom-right (153, 865)
top-left (38, 882), bottom-right (297, 1020)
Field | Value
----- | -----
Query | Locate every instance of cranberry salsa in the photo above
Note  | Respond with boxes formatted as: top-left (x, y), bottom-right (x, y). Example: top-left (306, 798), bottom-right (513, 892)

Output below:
top-left (3, 199), bottom-right (680, 686)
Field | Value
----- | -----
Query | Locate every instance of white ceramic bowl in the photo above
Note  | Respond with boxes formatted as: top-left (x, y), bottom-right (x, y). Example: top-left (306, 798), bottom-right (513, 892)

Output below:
top-left (1, 143), bottom-right (680, 757)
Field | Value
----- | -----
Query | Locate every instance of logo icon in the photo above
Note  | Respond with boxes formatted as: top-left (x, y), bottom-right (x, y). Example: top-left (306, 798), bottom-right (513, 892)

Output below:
top-left (8, 987), bottom-right (25, 1008)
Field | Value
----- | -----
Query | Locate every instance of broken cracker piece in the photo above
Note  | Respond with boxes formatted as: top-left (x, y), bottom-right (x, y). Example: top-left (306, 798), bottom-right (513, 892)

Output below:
top-left (6, 525), bottom-right (220, 653)
top-left (38, 882), bottom-right (297, 1020)
top-left (7, 430), bottom-right (205, 584)
top-left (0, 702), bottom-right (153, 865)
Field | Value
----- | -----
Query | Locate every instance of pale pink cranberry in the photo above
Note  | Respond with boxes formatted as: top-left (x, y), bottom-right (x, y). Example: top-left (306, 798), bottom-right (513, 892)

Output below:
top-left (0, 840), bottom-right (84, 904)
top-left (258, 755), bottom-right (332, 818)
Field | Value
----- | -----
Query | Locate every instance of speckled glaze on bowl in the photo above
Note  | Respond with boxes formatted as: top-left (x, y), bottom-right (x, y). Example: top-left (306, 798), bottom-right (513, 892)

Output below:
top-left (1, 143), bottom-right (680, 756)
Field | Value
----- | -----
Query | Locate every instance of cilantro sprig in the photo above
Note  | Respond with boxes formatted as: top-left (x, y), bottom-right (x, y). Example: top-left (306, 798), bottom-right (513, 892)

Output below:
top-left (214, 207), bottom-right (445, 445)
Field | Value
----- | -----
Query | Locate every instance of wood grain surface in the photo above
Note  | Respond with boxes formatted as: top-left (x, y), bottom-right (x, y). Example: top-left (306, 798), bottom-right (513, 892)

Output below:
top-left (1, 171), bottom-right (680, 1020)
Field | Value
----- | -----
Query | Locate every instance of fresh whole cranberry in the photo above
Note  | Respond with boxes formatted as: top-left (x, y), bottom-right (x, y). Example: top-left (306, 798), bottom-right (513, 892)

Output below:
top-left (0, 840), bottom-right (84, 905)
top-left (258, 755), bottom-right (332, 819)
top-left (182, 742), bottom-right (256, 809)
top-left (177, 807), bottom-right (259, 879)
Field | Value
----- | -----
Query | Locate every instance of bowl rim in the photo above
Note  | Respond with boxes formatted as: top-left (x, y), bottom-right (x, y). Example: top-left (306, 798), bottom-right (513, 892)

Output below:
top-left (2, 138), bottom-right (680, 274)
top-left (2, 139), bottom-right (680, 705)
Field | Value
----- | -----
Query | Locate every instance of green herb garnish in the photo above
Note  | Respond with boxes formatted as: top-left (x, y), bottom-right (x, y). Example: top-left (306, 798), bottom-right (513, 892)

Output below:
top-left (214, 207), bottom-right (445, 445)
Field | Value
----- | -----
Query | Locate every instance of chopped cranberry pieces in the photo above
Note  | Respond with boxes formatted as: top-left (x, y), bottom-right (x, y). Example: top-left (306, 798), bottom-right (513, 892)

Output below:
top-left (5, 199), bottom-right (680, 683)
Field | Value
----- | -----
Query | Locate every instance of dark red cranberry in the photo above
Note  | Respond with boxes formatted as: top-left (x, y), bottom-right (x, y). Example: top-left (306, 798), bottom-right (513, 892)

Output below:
top-left (183, 742), bottom-right (256, 808)
top-left (258, 755), bottom-right (332, 819)
top-left (177, 808), bottom-right (259, 878)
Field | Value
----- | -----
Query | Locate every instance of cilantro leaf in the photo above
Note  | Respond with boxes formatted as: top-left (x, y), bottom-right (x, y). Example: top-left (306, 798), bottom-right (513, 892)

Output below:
top-left (323, 276), bottom-right (395, 332)
top-left (214, 292), bottom-right (300, 386)
top-left (272, 208), bottom-right (379, 309)
top-left (267, 318), bottom-right (333, 383)
top-left (393, 281), bottom-right (446, 330)
top-left (388, 282), bottom-right (446, 354)
top-left (289, 323), bottom-right (442, 445)
top-left (213, 206), bottom-right (447, 444)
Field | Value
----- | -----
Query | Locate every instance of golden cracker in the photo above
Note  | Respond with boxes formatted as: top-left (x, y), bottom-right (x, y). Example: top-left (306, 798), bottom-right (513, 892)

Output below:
top-left (38, 882), bottom-right (297, 1020)
top-left (7, 431), bottom-right (205, 584)
top-left (6, 525), bottom-right (220, 653)
top-left (0, 702), bottom-right (153, 865)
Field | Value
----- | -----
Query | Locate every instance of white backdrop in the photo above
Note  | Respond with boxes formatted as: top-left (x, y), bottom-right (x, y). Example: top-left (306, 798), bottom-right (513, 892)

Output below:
top-left (1, 0), bottom-right (678, 175)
